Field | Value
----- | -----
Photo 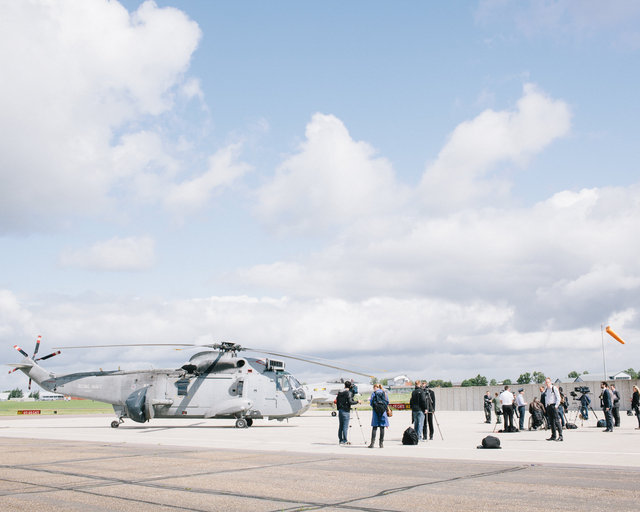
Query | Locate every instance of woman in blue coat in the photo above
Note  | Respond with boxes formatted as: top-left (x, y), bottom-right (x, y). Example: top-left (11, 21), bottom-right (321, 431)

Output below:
top-left (369, 384), bottom-right (389, 448)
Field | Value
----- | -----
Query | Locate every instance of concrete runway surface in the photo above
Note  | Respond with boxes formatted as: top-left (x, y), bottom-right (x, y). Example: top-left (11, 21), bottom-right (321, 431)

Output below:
top-left (1, 410), bottom-right (639, 511)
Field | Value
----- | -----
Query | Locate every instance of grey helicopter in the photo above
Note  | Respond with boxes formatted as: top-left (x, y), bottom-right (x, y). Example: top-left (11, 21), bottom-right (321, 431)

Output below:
top-left (8, 336), bottom-right (372, 428)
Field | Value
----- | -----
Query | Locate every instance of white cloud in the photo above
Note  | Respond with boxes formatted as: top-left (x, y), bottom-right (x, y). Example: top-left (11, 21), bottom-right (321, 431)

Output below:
top-left (1, 292), bottom-right (636, 394)
top-left (164, 143), bottom-right (251, 216)
top-left (255, 113), bottom-right (409, 234)
top-left (0, 0), bottom-right (201, 232)
top-left (476, 0), bottom-right (640, 44)
top-left (59, 236), bottom-right (156, 271)
top-left (419, 83), bottom-right (571, 212)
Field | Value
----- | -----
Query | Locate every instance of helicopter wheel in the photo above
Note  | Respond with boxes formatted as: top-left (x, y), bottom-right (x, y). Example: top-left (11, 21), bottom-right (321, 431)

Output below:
top-left (331, 411), bottom-right (337, 417)
top-left (110, 420), bottom-right (120, 428)
top-left (246, 418), bottom-right (253, 427)
top-left (235, 418), bottom-right (248, 428)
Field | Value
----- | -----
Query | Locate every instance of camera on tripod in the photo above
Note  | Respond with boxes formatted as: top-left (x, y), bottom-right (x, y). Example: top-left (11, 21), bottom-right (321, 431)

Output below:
top-left (570, 386), bottom-right (590, 398)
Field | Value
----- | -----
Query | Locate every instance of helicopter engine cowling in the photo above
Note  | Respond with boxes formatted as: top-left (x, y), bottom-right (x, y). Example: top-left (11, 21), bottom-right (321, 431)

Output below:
top-left (125, 387), bottom-right (148, 423)
top-left (183, 351), bottom-right (245, 374)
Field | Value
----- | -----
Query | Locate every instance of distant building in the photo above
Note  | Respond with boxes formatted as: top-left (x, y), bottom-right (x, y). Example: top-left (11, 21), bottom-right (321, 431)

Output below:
top-left (40, 392), bottom-right (66, 401)
top-left (575, 371), bottom-right (632, 382)
top-left (389, 375), bottom-right (411, 387)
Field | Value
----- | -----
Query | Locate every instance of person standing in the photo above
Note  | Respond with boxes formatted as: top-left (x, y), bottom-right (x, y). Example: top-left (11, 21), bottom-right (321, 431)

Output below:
top-left (557, 387), bottom-right (567, 427)
top-left (632, 385), bottom-right (640, 429)
top-left (499, 385), bottom-right (515, 431)
top-left (516, 389), bottom-right (527, 431)
top-left (611, 384), bottom-right (621, 427)
top-left (483, 391), bottom-right (492, 423)
top-left (409, 381), bottom-right (426, 440)
top-left (423, 383), bottom-right (436, 440)
top-left (544, 377), bottom-right (563, 441)
top-left (579, 392), bottom-right (591, 420)
top-left (493, 392), bottom-right (502, 424)
top-left (336, 381), bottom-right (358, 445)
top-left (601, 381), bottom-right (614, 432)
top-left (369, 384), bottom-right (389, 448)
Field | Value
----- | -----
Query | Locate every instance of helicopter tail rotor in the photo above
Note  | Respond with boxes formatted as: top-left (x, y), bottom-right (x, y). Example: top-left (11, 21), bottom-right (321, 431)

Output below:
top-left (11, 336), bottom-right (60, 390)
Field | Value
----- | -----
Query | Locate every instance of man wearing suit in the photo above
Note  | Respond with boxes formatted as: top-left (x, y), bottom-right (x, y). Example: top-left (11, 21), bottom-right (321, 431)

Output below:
top-left (601, 381), bottom-right (614, 432)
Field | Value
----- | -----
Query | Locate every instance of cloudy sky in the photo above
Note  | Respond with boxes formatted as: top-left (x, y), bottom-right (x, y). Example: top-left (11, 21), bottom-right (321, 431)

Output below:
top-left (2, 0), bottom-right (639, 392)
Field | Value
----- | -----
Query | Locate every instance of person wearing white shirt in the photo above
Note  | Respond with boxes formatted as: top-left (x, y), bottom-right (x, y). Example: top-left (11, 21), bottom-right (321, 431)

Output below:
top-left (499, 386), bottom-right (515, 431)
top-left (544, 377), bottom-right (563, 441)
top-left (516, 389), bottom-right (527, 430)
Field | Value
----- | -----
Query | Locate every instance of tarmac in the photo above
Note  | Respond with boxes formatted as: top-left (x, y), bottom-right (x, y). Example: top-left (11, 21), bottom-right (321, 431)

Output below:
top-left (1, 410), bottom-right (639, 511)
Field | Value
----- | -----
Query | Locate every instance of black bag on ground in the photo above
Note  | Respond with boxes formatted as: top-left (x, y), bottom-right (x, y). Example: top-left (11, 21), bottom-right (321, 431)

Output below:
top-left (477, 435), bottom-right (501, 449)
top-left (402, 427), bottom-right (419, 445)
top-left (597, 419), bottom-right (606, 428)
top-left (566, 422), bottom-right (577, 429)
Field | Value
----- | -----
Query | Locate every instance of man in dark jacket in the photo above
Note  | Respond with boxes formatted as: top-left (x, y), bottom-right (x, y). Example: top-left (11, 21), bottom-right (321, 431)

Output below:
top-left (336, 381), bottom-right (358, 444)
top-left (422, 382), bottom-right (436, 440)
top-left (483, 391), bottom-right (492, 423)
top-left (410, 381), bottom-right (427, 440)
top-left (601, 381), bottom-right (614, 432)
top-left (611, 384), bottom-right (621, 427)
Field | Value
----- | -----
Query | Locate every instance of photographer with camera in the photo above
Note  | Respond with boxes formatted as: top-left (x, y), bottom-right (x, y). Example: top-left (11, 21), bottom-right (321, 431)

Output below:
top-left (336, 380), bottom-right (359, 445)
top-left (422, 382), bottom-right (436, 440)
top-left (575, 387), bottom-right (591, 420)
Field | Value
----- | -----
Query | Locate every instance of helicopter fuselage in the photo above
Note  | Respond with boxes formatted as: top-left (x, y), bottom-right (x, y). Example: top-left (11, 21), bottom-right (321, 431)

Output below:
top-left (18, 352), bottom-right (311, 426)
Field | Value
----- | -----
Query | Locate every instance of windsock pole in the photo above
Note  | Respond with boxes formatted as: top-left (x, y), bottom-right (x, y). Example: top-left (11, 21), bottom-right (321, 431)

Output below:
top-left (601, 324), bottom-right (607, 381)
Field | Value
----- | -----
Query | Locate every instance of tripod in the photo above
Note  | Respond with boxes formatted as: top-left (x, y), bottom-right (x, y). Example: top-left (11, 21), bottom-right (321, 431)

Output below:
top-left (569, 400), bottom-right (598, 426)
top-left (492, 411), bottom-right (503, 433)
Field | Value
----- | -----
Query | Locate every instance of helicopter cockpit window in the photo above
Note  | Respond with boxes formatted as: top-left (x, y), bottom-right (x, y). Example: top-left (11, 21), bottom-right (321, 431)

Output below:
top-left (175, 379), bottom-right (190, 396)
top-left (276, 374), bottom-right (291, 392)
top-left (289, 375), bottom-right (302, 389)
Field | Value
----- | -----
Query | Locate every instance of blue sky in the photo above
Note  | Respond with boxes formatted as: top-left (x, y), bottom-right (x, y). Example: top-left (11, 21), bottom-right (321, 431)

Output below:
top-left (2, 1), bottom-right (639, 391)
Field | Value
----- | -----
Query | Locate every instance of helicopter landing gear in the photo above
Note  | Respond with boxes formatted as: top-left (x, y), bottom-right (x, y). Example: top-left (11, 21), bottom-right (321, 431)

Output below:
top-left (111, 418), bottom-right (124, 428)
top-left (235, 418), bottom-right (248, 428)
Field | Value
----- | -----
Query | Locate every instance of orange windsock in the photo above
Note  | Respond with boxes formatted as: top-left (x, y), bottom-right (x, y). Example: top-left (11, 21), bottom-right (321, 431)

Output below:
top-left (605, 326), bottom-right (626, 344)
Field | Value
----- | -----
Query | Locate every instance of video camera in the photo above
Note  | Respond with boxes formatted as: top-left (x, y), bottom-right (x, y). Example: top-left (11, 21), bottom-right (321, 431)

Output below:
top-left (570, 386), bottom-right (590, 398)
top-left (349, 382), bottom-right (358, 397)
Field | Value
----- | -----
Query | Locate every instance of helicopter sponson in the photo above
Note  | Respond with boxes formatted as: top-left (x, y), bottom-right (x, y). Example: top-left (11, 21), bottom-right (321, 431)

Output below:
top-left (8, 339), bottom-right (315, 429)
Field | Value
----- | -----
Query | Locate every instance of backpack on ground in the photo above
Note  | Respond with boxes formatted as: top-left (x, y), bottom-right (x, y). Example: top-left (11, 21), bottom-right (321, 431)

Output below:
top-left (566, 422), bottom-right (577, 429)
top-left (477, 435), bottom-right (501, 449)
top-left (402, 427), bottom-right (419, 445)
top-left (597, 419), bottom-right (606, 428)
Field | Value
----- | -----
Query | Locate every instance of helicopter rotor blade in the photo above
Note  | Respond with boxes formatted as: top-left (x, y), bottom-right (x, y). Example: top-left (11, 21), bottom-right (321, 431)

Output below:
top-left (13, 345), bottom-right (29, 358)
top-left (7, 367), bottom-right (19, 374)
top-left (32, 335), bottom-right (42, 359)
top-left (36, 350), bottom-right (61, 361)
top-left (53, 343), bottom-right (202, 349)
top-left (244, 347), bottom-right (375, 379)
top-left (248, 349), bottom-right (386, 374)
top-left (51, 342), bottom-right (378, 378)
